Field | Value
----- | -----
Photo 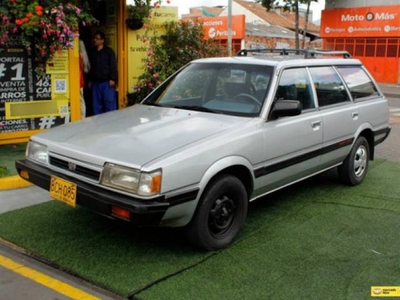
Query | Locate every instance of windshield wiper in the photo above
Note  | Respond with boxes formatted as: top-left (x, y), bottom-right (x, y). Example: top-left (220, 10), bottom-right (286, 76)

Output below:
top-left (172, 105), bottom-right (220, 114)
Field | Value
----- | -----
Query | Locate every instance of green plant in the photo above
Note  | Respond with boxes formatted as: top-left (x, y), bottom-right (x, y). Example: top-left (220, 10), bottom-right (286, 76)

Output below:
top-left (127, 0), bottom-right (152, 22)
top-left (0, 0), bottom-right (97, 73)
top-left (127, 21), bottom-right (223, 105)
top-left (0, 164), bottom-right (8, 178)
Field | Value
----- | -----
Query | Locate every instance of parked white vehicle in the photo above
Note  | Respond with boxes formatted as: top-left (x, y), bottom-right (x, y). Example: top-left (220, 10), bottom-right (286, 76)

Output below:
top-left (17, 49), bottom-right (391, 250)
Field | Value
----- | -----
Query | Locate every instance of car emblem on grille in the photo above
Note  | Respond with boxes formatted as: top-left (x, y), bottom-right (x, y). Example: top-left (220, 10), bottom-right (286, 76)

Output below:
top-left (68, 162), bottom-right (76, 171)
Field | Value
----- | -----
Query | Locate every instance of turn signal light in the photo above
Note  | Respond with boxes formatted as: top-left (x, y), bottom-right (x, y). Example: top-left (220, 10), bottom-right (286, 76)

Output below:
top-left (20, 170), bottom-right (29, 180)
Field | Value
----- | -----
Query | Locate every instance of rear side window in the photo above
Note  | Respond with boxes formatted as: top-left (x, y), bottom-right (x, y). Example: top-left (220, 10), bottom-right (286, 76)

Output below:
top-left (309, 67), bottom-right (351, 107)
top-left (336, 66), bottom-right (379, 100)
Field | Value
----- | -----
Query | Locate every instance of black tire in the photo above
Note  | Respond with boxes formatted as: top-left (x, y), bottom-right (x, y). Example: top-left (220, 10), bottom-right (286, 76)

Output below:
top-left (338, 136), bottom-right (370, 186)
top-left (185, 174), bottom-right (248, 251)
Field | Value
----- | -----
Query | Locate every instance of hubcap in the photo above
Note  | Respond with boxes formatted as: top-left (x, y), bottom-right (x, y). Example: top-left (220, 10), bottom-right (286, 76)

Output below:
top-left (354, 145), bottom-right (367, 177)
top-left (209, 195), bottom-right (236, 236)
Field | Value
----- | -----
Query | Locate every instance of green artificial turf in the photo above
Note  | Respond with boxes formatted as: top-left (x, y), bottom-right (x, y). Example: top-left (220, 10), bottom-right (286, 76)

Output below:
top-left (0, 160), bottom-right (399, 299)
top-left (0, 143), bottom-right (27, 177)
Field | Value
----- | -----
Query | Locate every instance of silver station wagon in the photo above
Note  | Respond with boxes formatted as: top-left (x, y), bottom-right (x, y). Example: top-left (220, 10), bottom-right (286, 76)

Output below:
top-left (17, 49), bottom-right (391, 250)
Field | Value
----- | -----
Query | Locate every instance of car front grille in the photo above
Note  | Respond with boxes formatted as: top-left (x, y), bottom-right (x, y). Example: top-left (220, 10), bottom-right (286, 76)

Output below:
top-left (49, 156), bottom-right (101, 181)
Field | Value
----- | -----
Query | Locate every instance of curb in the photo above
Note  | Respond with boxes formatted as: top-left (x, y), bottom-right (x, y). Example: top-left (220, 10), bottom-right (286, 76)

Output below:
top-left (0, 175), bottom-right (32, 191)
top-left (384, 92), bottom-right (400, 99)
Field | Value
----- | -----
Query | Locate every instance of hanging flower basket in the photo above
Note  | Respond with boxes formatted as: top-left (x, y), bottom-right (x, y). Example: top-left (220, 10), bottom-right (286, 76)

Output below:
top-left (126, 18), bottom-right (144, 30)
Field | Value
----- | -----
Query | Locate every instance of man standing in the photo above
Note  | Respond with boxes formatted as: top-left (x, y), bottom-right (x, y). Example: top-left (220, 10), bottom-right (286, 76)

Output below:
top-left (89, 31), bottom-right (118, 115)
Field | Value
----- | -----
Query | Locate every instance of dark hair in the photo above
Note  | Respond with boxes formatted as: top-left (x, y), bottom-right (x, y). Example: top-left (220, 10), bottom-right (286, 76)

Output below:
top-left (93, 31), bottom-right (106, 40)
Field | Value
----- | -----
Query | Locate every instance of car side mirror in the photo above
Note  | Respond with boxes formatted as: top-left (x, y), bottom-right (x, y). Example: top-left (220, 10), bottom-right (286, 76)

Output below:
top-left (270, 100), bottom-right (302, 120)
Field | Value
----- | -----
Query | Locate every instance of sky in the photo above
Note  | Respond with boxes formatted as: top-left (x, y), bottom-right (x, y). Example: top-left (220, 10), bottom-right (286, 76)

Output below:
top-left (157, 0), bottom-right (326, 22)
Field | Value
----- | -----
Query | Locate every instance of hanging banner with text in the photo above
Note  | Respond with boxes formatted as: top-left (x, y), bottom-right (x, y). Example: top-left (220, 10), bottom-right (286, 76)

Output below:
top-left (127, 6), bottom-right (178, 92)
top-left (0, 46), bottom-right (70, 134)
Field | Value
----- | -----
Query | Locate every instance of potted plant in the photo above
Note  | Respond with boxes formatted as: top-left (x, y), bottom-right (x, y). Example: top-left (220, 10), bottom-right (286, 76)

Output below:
top-left (126, 0), bottom-right (152, 30)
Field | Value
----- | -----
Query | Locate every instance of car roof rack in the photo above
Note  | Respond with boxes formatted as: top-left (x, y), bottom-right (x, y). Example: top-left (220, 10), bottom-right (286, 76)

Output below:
top-left (236, 48), bottom-right (352, 59)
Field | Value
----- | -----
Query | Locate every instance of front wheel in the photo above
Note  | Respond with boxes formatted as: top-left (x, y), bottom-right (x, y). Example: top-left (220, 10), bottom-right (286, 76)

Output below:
top-left (185, 174), bottom-right (248, 251)
top-left (338, 136), bottom-right (370, 186)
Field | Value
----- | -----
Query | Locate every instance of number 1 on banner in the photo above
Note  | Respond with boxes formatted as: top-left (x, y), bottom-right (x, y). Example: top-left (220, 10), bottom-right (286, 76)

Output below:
top-left (0, 63), bottom-right (25, 80)
top-left (11, 63), bottom-right (25, 80)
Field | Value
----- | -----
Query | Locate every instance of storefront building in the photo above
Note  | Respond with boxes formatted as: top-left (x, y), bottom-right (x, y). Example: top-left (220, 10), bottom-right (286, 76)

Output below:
top-left (321, 1), bottom-right (400, 83)
top-left (0, 0), bottom-right (177, 145)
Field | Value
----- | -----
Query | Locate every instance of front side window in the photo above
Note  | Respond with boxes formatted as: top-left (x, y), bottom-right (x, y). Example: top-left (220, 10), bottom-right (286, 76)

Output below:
top-left (309, 67), bottom-right (351, 107)
top-left (143, 62), bottom-right (274, 117)
top-left (336, 66), bottom-right (379, 100)
top-left (275, 68), bottom-right (315, 110)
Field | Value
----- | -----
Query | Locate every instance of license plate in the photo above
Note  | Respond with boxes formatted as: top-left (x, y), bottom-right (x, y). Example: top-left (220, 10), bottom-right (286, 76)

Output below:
top-left (49, 176), bottom-right (77, 208)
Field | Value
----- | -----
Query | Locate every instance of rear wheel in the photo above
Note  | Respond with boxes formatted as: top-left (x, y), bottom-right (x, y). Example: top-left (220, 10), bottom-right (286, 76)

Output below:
top-left (338, 136), bottom-right (369, 186)
top-left (185, 174), bottom-right (248, 251)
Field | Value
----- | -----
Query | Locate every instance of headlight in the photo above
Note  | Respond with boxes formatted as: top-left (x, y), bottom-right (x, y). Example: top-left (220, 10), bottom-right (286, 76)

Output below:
top-left (101, 163), bottom-right (161, 196)
top-left (26, 141), bottom-right (48, 164)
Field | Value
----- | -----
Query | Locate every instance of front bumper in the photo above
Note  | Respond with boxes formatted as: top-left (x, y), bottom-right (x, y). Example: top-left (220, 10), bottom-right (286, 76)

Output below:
top-left (16, 159), bottom-right (198, 227)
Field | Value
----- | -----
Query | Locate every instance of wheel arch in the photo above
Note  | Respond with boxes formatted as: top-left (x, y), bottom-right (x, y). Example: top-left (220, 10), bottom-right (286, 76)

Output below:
top-left (358, 128), bottom-right (374, 160)
top-left (199, 156), bottom-right (254, 201)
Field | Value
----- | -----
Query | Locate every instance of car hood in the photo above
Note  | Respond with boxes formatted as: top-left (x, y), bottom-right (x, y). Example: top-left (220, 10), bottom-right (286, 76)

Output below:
top-left (35, 105), bottom-right (252, 168)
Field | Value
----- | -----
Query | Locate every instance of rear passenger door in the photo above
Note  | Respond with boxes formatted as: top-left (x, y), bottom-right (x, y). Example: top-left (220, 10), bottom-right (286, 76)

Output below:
top-left (308, 66), bottom-right (358, 168)
top-left (335, 66), bottom-right (389, 144)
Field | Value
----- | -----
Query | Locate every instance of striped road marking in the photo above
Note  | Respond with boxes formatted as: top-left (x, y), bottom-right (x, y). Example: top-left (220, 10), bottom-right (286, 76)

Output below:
top-left (0, 254), bottom-right (100, 300)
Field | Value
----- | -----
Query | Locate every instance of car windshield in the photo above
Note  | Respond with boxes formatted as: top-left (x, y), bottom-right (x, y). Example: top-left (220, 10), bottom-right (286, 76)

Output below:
top-left (142, 62), bottom-right (273, 117)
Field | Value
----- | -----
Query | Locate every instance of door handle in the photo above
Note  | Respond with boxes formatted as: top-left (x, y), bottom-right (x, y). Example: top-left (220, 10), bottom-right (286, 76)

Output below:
top-left (351, 111), bottom-right (359, 119)
top-left (311, 120), bottom-right (322, 128)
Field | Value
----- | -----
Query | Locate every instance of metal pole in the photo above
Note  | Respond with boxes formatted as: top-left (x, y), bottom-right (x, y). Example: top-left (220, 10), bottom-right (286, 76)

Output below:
top-left (228, 0), bottom-right (232, 56)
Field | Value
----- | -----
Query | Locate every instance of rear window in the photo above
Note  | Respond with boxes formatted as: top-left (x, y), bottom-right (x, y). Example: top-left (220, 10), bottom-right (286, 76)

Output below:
top-left (336, 66), bottom-right (379, 100)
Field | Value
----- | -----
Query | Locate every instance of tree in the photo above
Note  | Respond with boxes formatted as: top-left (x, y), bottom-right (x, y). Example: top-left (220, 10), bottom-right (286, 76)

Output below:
top-left (302, 0), bottom-right (319, 49)
top-left (257, 0), bottom-right (319, 50)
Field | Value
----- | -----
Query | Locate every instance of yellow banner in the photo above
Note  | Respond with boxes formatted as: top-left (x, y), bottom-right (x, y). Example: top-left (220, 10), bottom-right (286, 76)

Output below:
top-left (46, 50), bottom-right (69, 74)
top-left (5, 100), bottom-right (69, 120)
top-left (127, 7), bottom-right (178, 92)
top-left (371, 286), bottom-right (400, 297)
top-left (51, 74), bottom-right (69, 100)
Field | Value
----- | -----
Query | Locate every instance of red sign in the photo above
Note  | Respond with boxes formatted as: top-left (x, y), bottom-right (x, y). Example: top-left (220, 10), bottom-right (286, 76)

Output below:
top-left (197, 15), bottom-right (246, 40)
top-left (321, 6), bottom-right (400, 37)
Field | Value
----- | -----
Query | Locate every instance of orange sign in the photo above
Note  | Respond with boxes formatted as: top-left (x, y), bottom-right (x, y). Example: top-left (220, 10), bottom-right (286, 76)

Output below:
top-left (321, 6), bottom-right (400, 37)
top-left (199, 15), bottom-right (246, 40)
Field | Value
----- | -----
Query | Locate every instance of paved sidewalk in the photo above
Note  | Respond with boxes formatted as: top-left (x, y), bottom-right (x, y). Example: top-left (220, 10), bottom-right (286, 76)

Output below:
top-left (0, 185), bottom-right (51, 214)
